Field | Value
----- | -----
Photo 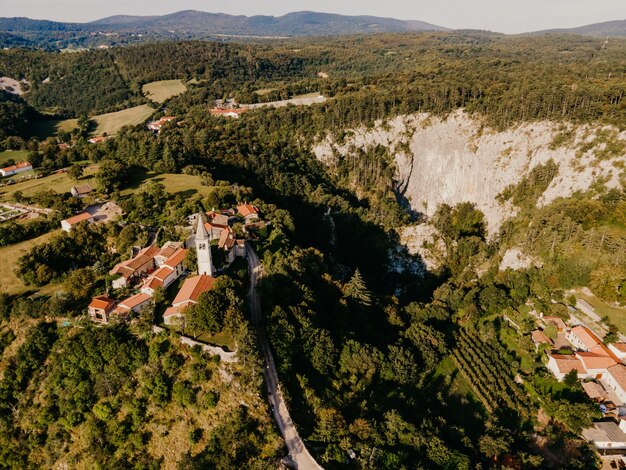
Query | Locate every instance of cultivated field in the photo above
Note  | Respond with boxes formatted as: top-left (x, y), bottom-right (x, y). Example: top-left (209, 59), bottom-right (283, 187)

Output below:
top-left (0, 165), bottom-right (98, 199)
top-left (0, 229), bottom-right (60, 294)
top-left (0, 150), bottom-right (30, 165)
top-left (142, 80), bottom-right (186, 103)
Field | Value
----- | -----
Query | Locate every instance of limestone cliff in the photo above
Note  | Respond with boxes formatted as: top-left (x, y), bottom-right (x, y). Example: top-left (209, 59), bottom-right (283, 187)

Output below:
top-left (313, 110), bottom-right (626, 235)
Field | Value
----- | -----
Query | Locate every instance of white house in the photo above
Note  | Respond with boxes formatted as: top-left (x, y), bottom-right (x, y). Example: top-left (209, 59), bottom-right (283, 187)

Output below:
top-left (113, 293), bottom-right (153, 317)
top-left (0, 161), bottom-right (32, 177)
top-left (546, 353), bottom-right (587, 381)
top-left (603, 364), bottom-right (626, 405)
top-left (566, 325), bottom-right (602, 351)
top-left (61, 212), bottom-right (94, 232)
top-left (609, 343), bottom-right (626, 363)
top-left (109, 245), bottom-right (159, 289)
top-left (140, 247), bottom-right (187, 295)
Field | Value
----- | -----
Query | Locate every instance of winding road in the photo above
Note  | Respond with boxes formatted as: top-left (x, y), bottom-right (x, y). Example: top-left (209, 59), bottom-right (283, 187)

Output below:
top-left (246, 244), bottom-right (323, 470)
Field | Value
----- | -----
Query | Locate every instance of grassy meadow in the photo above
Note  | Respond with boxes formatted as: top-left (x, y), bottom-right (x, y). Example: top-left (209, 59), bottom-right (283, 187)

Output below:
top-left (142, 79), bottom-right (186, 103)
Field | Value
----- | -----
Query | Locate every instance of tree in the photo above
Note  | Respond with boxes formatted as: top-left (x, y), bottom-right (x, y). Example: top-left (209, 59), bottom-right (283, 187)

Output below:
top-left (343, 269), bottom-right (372, 307)
top-left (68, 164), bottom-right (84, 180)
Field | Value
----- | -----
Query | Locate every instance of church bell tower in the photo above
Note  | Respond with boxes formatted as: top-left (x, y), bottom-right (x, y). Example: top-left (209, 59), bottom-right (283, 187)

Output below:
top-left (195, 213), bottom-right (214, 275)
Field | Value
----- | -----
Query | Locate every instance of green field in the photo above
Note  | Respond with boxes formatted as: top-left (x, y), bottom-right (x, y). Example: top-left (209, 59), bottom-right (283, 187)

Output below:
top-left (120, 170), bottom-right (215, 198)
top-left (0, 229), bottom-right (60, 294)
top-left (0, 165), bottom-right (98, 199)
top-left (31, 104), bottom-right (154, 139)
top-left (92, 104), bottom-right (155, 136)
top-left (0, 150), bottom-right (30, 165)
top-left (142, 80), bottom-right (187, 103)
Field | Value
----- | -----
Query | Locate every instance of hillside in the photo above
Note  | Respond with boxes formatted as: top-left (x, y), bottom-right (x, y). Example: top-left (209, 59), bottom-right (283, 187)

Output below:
top-left (0, 10), bottom-right (446, 49)
top-left (533, 19), bottom-right (626, 37)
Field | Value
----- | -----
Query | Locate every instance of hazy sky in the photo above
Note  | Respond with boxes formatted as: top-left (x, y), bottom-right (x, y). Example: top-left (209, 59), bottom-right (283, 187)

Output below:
top-left (1, 0), bottom-right (625, 34)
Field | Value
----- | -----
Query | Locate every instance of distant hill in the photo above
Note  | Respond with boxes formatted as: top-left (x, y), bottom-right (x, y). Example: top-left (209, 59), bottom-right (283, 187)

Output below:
top-left (533, 19), bottom-right (626, 37)
top-left (0, 10), bottom-right (447, 49)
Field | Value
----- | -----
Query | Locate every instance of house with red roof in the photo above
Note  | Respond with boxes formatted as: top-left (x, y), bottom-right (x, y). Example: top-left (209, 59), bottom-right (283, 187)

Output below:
top-left (113, 292), bottom-right (153, 317)
top-left (147, 116), bottom-right (176, 133)
top-left (609, 343), bottom-right (626, 363)
top-left (110, 245), bottom-right (159, 289)
top-left (163, 274), bottom-right (216, 325)
top-left (61, 212), bottom-right (94, 232)
top-left (88, 295), bottom-right (117, 323)
top-left (209, 108), bottom-right (246, 118)
top-left (237, 203), bottom-right (259, 222)
top-left (0, 161), bottom-right (32, 177)
top-left (140, 247), bottom-right (188, 295)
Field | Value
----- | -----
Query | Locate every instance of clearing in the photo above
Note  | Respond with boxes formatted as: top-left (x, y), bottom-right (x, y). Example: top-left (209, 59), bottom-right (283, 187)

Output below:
top-left (0, 229), bottom-right (61, 294)
top-left (142, 80), bottom-right (187, 103)
top-left (0, 165), bottom-right (98, 199)
top-left (92, 104), bottom-right (155, 136)
top-left (0, 150), bottom-right (30, 166)
top-left (120, 170), bottom-right (214, 198)
top-left (31, 104), bottom-right (154, 139)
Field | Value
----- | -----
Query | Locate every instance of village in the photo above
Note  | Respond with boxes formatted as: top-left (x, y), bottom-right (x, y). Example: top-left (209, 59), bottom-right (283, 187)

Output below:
top-left (532, 310), bottom-right (626, 463)
top-left (86, 203), bottom-right (262, 334)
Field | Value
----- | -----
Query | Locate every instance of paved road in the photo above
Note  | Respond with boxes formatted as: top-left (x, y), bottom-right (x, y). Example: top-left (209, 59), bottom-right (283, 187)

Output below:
top-left (246, 244), bottom-right (324, 470)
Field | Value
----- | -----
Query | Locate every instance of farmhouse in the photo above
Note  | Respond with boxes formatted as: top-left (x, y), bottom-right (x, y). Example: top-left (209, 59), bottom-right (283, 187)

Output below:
top-left (71, 184), bottom-right (93, 199)
top-left (0, 161), bottom-right (32, 177)
top-left (147, 116), bottom-right (175, 132)
top-left (88, 295), bottom-right (117, 323)
top-left (60, 211), bottom-right (94, 232)
top-left (237, 203), bottom-right (259, 222)
top-left (163, 274), bottom-right (215, 325)
top-left (546, 354), bottom-right (586, 381)
top-left (113, 292), bottom-right (153, 316)
top-left (88, 136), bottom-right (107, 144)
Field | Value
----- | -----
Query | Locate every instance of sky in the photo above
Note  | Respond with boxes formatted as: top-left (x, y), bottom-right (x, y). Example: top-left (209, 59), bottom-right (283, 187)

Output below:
top-left (0, 0), bottom-right (625, 34)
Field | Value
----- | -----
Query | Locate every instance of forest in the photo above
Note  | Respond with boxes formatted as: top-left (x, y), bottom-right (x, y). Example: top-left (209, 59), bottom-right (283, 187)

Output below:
top-left (0, 31), bottom-right (624, 468)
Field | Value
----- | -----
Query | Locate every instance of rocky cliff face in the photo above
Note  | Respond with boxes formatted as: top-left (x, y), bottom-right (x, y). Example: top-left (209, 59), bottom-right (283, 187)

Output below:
top-left (313, 110), bottom-right (626, 235)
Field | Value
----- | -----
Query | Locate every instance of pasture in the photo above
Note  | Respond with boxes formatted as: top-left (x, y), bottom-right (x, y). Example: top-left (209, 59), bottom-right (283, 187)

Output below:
top-left (142, 80), bottom-right (187, 103)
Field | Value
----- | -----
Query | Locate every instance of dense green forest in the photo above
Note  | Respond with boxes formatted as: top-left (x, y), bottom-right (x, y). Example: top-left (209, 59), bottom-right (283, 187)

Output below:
top-left (0, 31), bottom-right (624, 468)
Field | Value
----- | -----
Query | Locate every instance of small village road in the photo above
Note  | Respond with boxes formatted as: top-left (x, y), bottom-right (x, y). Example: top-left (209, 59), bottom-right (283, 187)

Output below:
top-left (246, 244), bottom-right (324, 470)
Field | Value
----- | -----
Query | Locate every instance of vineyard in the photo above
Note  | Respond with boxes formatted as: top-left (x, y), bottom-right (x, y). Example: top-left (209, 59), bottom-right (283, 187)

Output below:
top-left (452, 328), bottom-right (535, 422)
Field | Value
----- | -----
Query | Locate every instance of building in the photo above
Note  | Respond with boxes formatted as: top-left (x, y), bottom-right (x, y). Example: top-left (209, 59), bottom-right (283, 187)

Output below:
top-left (582, 421), bottom-right (626, 453)
top-left (163, 274), bottom-right (215, 325)
top-left (237, 203), bottom-right (259, 222)
top-left (0, 161), bottom-right (32, 177)
top-left (609, 343), bottom-right (626, 363)
top-left (546, 353), bottom-right (587, 381)
top-left (71, 184), bottom-right (93, 199)
top-left (60, 212), bottom-right (94, 232)
top-left (531, 329), bottom-right (553, 351)
top-left (205, 211), bottom-right (230, 239)
top-left (109, 245), bottom-right (159, 289)
top-left (567, 325), bottom-right (603, 352)
top-left (154, 241), bottom-right (183, 267)
top-left (542, 316), bottom-right (567, 332)
top-left (195, 213), bottom-right (214, 276)
top-left (209, 108), bottom-right (247, 118)
top-left (604, 365), bottom-right (626, 405)
top-left (88, 136), bottom-right (107, 144)
top-left (113, 292), bottom-right (153, 316)
top-left (147, 116), bottom-right (176, 133)
top-left (88, 295), bottom-right (117, 323)
top-left (140, 247), bottom-right (188, 295)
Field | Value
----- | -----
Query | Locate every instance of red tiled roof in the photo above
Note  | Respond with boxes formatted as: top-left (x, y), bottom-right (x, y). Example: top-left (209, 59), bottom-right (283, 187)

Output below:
top-left (543, 316), bottom-right (567, 330)
top-left (116, 292), bottom-right (152, 312)
top-left (156, 241), bottom-right (181, 260)
top-left (577, 352), bottom-right (618, 370)
top-left (531, 330), bottom-right (552, 345)
top-left (570, 325), bottom-right (602, 350)
top-left (164, 305), bottom-right (185, 318)
top-left (88, 295), bottom-right (116, 310)
top-left (110, 245), bottom-right (158, 278)
top-left (218, 227), bottom-right (235, 249)
top-left (610, 343), bottom-right (626, 353)
top-left (63, 212), bottom-right (93, 225)
top-left (173, 275), bottom-right (215, 306)
top-left (237, 204), bottom-right (258, 217)
top-left (1, 161), bottom-right (31, 172)
top-left (163, 248), bottom-right (188, 269)
top-left (207, 211), bottom-right (229, 226)
top-left (549, 354), bottom-right (586, 374)
top-left (608, 364), bottom-right (626, 391)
